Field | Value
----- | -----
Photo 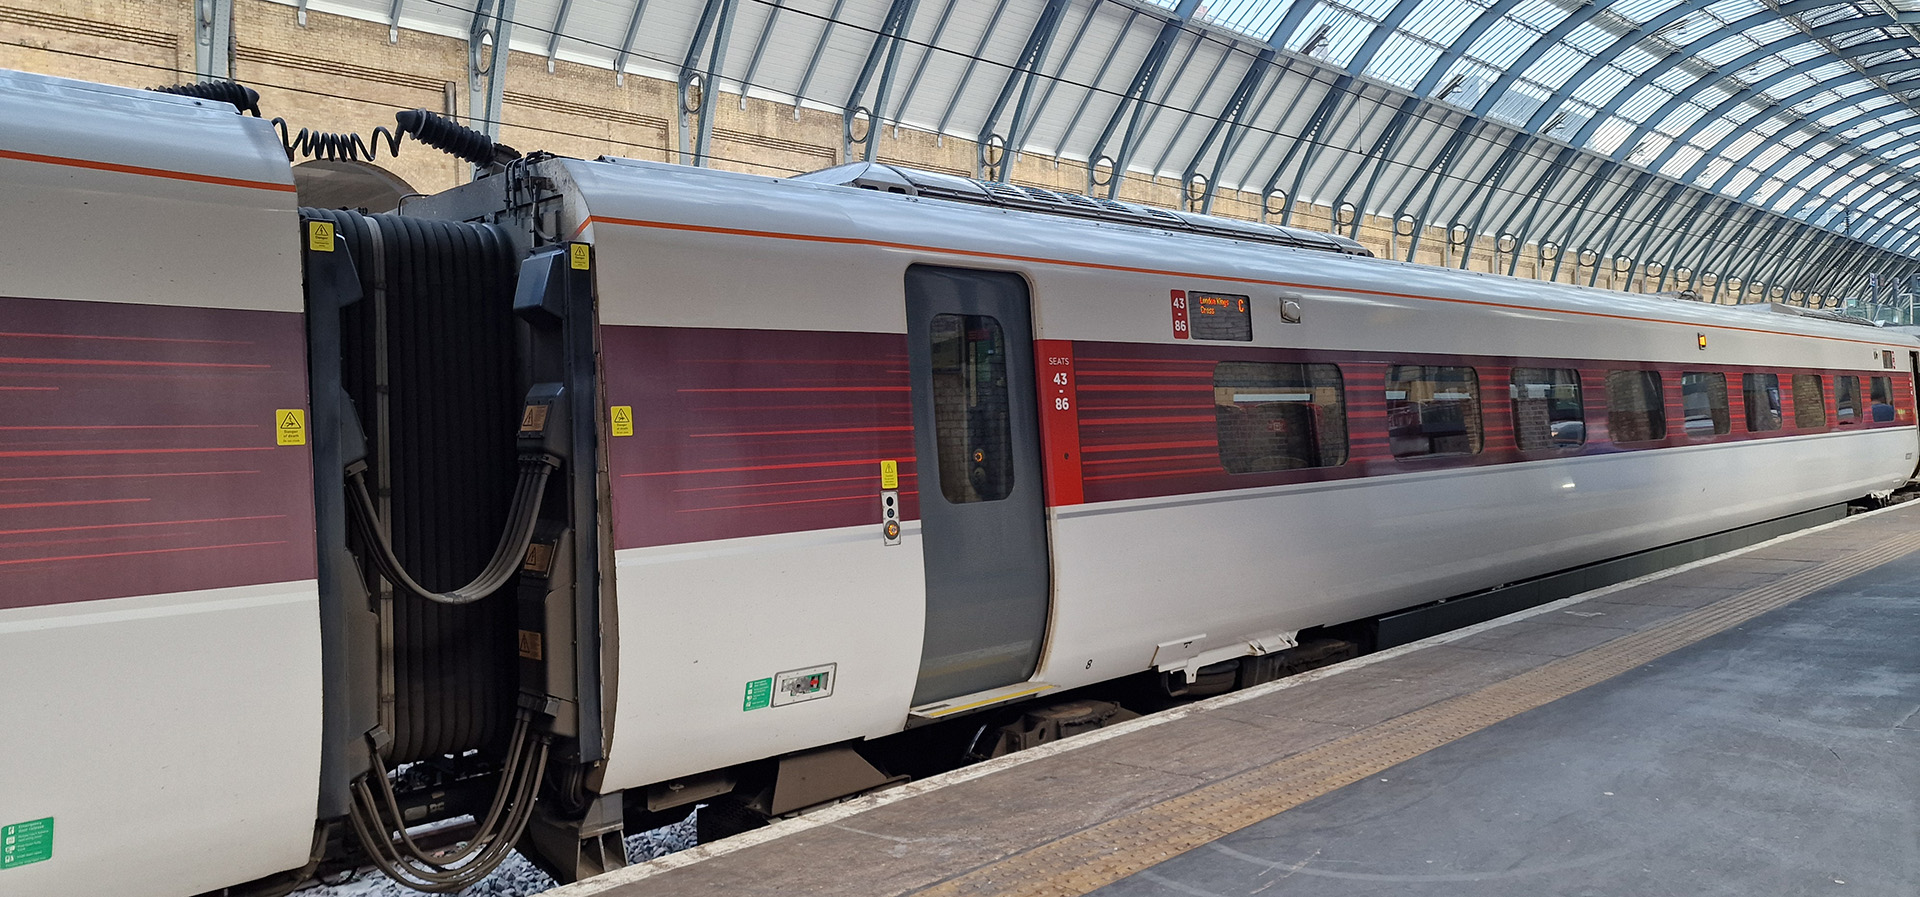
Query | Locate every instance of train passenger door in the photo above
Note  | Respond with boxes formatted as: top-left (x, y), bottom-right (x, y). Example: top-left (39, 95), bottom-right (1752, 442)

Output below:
top-left (905, 265), bottom-right (1051, 706)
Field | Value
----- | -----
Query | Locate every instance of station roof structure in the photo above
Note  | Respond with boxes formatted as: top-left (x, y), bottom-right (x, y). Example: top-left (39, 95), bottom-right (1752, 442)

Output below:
top-left (293, 0), bottom-right (1920, 304)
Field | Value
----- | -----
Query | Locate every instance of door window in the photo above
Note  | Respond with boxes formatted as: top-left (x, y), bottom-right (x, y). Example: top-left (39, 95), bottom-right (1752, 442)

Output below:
top-left (929, 314), bottom-right (1013, 503)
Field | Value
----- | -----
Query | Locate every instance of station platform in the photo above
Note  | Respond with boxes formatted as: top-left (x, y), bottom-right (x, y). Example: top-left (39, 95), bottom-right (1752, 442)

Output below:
top-left (547, 504), bottom-right (1920, 897)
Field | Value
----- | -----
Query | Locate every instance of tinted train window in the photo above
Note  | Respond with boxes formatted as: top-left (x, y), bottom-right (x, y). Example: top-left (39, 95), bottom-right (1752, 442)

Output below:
top-left (1743, 373), bottom-right (1782, 432)
top-left (1213, 362), bottom-right (1347, 473)
top-left (1510, 368), bottom-right (1584, 450)
top-left (1681, 372), bottom-right (1730, 436)
top-left (1793, 374), bottom-right (1826, 429)
top-left (1871, 376), bottom-right (1897, 421)
top-left (1606, 371), bottom-right (1665, 443)
top-left (1386, 365), bottom-right (1481, 457)
top-left (1836, 375), bottom-right (1861, 423)
top-left (929, 314), bottom-right (1013, 503)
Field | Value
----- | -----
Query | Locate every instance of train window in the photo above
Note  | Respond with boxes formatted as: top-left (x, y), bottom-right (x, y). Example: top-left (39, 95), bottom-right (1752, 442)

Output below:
top-left (1836, 375), bottom-right (1861, 424)
top-left (1680, 372), bottom-right (1730, 436)
top-left (1386, 365), bottom-right (1481, 457)
top-left (1510, 368), bottom-right (1584, 450)
top-left (1605, 370), bottom-right (1666, 443)
top-left (929, 313), bottom-right (1013, 503)
top-left (1743, 373), bottom-right (1782, 432)
top-left (1213, 362), bottom-right (1347, 472)
top-left (1871, 376), bottom-right (1897, 421)
top-left (1793, 374), bottom-right (1826, 429)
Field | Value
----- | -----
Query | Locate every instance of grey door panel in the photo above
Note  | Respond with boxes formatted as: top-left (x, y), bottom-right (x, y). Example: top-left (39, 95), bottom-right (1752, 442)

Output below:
top-left (905, 265), bottom-right (1051, 705)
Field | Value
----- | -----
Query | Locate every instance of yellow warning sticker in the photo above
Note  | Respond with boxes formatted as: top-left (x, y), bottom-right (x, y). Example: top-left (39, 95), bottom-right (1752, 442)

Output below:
top-left (276, 409), bottom-right (306, 446)
top-left (308, 221), bottom-right (335, 252)
top-left (880, 460), bottom-right (899, 490)
top-left (610, 405), bottom-right (634, 437)
top-left (569, 244), bottom-right (591, 270)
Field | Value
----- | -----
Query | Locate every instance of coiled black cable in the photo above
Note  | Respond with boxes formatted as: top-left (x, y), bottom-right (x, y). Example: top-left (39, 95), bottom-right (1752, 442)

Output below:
top-left (153, 79), bottom-right (522, 165)
top-left (275, 109), bottom-right (519, 165)
top-left (275, 119), bottom-right (404, 163)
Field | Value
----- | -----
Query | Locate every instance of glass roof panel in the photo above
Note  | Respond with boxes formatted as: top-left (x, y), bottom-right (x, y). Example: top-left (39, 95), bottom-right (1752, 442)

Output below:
top-left (1194, 0), bottom-right (1293, 39)
top-left (1365, 32), bottom-right (1446, 88)
top-left (1151, 0), bottom-right (1920, 253)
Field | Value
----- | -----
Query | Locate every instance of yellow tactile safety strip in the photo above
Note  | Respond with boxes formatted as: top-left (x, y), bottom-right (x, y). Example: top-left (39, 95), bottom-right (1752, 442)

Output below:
top-left (915, 529), bottom-right (1920, 897)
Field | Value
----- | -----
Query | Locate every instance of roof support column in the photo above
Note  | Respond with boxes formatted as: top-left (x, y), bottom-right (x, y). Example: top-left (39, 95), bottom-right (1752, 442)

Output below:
top-left (1619, 183), bottom-right (1690, 291)
top-left (844, 0), bottom-right (923, 162)
top-left (1086, 0), bottom-right (1200, 197)
top-left (468, 0), bottom-right (516, 159)
top-left (933, 0), bottom-right (1014, 143)
top-left (1456, 133), bottom-right (1535, 271)
top-left (1393, 117), bottom-right (1477, 262)
top-left (1726, 216), bottom-right (1795, 294)
top-left (1584, 172), bottom-right (1657, 286)
top-left (976, 0), bottom-right (1074, 179)
top-left (1652, 193), bottom-right (1719, 293)
top-left (195, 0), bottom-right (233, 81)
top-left (1493, 145), bottom-right (1578, 275)
top-left (1274, 75), bottom-right (1358, 227)
top-left (1692, 207), bottom-right (1767, 294)
top-left (1185, 47), bottom-right (1277, 213)
top-left (1803, 236), bottom-right (1864, 297)
top-left (678, 0), bottom-right (742, 167)
top-left (612, 0), bottom-right (652, 85)
top-left (1752, 222), bottom-right (1819, 291)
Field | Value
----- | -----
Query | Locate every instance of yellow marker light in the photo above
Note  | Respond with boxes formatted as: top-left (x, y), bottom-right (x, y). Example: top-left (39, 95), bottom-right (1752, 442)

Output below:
top-left (1697, 333), bottom-right (1708, 350)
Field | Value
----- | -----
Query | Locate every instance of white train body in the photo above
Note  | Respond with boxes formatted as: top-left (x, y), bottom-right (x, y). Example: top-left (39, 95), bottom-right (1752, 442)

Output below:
top-left (0, 72), bottom-right (320, 897)
top-left (545, 158), bottom-right (1917, 791)
top-left (1, 68), bottom-right (1914, 895)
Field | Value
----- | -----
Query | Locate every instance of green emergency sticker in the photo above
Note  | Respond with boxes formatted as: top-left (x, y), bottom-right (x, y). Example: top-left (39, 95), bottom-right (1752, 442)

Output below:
top-left (1, 817), bottom-right (52, 869)
top-left (742, 677), bottom-right (772, 711)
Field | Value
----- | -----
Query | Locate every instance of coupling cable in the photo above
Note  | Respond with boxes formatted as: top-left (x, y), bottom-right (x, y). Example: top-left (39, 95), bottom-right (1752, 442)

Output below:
top-left (346, 453), bottom-right (558, 606)
top-left (347, 709), bottom-right (549, 892)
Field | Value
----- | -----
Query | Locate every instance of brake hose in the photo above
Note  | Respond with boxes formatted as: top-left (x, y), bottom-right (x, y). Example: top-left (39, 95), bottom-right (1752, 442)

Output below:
top-left (346, 453), bottom-right (558, 605)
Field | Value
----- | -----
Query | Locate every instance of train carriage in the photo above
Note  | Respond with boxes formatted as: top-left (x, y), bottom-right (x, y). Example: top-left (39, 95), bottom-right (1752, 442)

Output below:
top-left (1, 68), bottom-right (1916, 896)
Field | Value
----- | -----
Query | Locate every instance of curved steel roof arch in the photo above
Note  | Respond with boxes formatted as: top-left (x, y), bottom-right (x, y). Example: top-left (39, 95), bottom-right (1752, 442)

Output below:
top-left (1603, 32), bottom-right (1906, 166)
top-left (274, 0), bottom-right (1920, 303)
top-left (1712, 82), bottom-right (1920, 199)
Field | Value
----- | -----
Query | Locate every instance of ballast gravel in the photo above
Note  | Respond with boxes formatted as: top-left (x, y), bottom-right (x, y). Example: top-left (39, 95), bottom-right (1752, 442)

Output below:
top-left (295, 811), bottom-right (697, 897)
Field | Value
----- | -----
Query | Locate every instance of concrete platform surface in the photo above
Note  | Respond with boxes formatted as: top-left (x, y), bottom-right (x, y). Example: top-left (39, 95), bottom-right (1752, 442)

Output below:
top-left (545, 504), bottom-right (1920, 897)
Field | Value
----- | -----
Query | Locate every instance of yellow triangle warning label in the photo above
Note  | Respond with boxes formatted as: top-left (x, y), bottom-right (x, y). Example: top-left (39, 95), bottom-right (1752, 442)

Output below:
top-left (276, 408), bottom-right (306, 446)
top-left (610, 405), bottom-right (634, 438)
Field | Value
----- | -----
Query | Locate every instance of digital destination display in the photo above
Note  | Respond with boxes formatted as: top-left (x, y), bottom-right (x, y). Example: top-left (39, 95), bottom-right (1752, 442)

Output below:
top-left (1188, 291), bottom-right (1253, 341)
